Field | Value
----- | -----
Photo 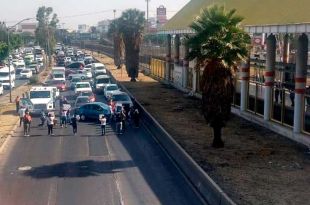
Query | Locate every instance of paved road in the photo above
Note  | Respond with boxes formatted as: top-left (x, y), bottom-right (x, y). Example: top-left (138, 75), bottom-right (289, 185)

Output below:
top-left (0, 89), bottom-right (204, 205)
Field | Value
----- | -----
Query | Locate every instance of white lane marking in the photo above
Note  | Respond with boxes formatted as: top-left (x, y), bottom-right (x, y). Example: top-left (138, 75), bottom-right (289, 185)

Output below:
top-left (105, 136), bottom-right (125, 205)
top-left (47, 132), bottom-right (63, 205)
top-left (18, 166), bottom-right (32, 171)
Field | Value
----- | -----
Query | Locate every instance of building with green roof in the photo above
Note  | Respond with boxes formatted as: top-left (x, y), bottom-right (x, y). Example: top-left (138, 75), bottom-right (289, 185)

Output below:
top-left (161, 0), bottom-right (310, 34)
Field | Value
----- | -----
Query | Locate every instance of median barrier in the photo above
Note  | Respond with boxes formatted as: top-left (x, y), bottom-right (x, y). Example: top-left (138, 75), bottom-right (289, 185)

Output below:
top-left (106, 68), bottom-right (236, 205)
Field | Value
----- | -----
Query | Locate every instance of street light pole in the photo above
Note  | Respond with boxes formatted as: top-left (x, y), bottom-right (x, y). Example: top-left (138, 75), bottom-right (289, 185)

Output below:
top-left (146, 0), bottom-right (150, 32)
top-left (6, 18), bottom-right (31, 103)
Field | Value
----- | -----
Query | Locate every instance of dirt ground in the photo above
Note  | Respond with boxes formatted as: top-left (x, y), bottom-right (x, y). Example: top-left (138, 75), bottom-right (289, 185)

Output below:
top-left (91, 52), bottom-right (310, 205)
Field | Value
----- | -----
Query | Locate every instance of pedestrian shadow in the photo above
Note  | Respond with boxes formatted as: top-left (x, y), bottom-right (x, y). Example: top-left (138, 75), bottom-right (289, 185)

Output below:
top-left (2, 110), bottom-right (17, 115)
top-left (23, 160), bottom-right (134, 178)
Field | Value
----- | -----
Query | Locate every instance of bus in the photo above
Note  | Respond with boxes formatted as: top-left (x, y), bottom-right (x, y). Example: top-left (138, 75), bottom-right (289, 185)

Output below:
top-left (0, 66), bottom-right (15, 89)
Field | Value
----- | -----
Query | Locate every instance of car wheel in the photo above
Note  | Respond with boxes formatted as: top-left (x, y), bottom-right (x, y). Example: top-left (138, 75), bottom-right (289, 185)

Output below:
top-left (80, 114), bottom-right (86, 121)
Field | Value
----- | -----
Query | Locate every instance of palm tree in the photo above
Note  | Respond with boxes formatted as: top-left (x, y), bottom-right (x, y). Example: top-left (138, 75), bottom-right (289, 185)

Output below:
top-left (118, 9), bottom-right (145, 81)
top-left (186, 5), bottom-right (250, 148)
top-left (108, 19), bottom-right (124, 69)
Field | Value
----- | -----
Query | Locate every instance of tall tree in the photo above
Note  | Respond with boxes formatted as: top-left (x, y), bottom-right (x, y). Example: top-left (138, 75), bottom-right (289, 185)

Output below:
top-left (186, 5), bottom-right (250, 148)
top-left (35, 6), bottom-right (59, 56)
top-left (118, 9), bottom-right (145, 81)
top-left (108, 19), bottom-right (124, 69)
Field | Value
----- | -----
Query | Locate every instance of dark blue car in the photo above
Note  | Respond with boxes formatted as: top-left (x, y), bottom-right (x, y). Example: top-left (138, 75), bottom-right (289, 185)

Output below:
top-left (78, 102), bottom-right (111, 122)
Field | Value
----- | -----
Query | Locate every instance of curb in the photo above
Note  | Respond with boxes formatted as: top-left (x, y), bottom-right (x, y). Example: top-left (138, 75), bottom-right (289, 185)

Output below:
top-left (104, 66), bottom-right (236, 205)
top-left (0, 116), bottom-right (19, 152)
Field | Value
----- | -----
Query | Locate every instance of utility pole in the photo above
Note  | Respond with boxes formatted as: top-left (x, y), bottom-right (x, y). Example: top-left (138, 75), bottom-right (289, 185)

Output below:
top-left (113, 9), bottom-right (116, 20)
top-left (6, 18), bottom-right (31, 103)
top-left (146, 0), bottom-right (150, 32)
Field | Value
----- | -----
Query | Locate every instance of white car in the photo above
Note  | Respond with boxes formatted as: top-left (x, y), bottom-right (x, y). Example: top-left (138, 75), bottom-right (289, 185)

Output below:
top-left (83, 67), bottom-right (92, 79)
top-left (0, 83), bottom-right (3, 95)
top-left (95, 75), bottom-right (111, 93)
top-left (74, 82), bottom-right (92, 95)
top-left (53, 72), bottom-right (65, 81)
top-left (104, 84), bottom-right (119, 98)
top-left (20, 69), bottom-right (33, 79)
top-left (92, 63), bottom-right (107, 76)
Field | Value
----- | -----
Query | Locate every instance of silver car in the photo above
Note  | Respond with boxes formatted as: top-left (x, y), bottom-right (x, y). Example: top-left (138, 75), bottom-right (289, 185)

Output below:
top-left (74, 96), bottom-right (90, 108)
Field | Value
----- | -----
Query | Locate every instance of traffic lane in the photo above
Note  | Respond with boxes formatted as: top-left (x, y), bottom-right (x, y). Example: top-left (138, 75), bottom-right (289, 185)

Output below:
top-left (2, 79), bottom-right (28, 95)
top-left (0, 117), bottom-right (121, 205)
top-left (95, 93), bottom-right (204, 205)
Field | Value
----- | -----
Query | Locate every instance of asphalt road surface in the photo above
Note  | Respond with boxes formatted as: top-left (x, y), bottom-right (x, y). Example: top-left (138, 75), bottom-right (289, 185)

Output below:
top-left (0, 89), bottom-right (204, 205)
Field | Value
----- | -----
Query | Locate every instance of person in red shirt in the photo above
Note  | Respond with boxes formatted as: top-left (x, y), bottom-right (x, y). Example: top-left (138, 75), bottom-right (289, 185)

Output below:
top-left (23, 111), bottom-right (32, 136)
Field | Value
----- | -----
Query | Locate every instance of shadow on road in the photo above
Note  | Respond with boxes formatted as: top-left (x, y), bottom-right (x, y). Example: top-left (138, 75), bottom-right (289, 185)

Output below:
top-left (23, 160), bottom-right (134, 178)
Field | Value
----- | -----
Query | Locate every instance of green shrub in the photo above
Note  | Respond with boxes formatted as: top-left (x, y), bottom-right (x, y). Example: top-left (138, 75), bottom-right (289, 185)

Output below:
top-left (29, 76), bottom-right (39, 84)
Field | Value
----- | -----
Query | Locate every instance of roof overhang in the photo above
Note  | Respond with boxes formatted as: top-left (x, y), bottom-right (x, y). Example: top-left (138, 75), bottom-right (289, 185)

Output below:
top-left (157, 29), bottom-right (194, 35)
top-left (244, 23), bottom-right (310, 34)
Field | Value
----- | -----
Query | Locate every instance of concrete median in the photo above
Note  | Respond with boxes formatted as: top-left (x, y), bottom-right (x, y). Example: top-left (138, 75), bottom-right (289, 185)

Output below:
top-left (106, 69), bottom-right (236, 205)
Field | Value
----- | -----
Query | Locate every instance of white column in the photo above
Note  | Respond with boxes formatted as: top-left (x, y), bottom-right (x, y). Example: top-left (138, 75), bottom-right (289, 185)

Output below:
top-left (240, 60), bottom-right (250, 111)
top-left (293, 34), bottom-right (308, 133)
top-left (264, 34), bottom-right (276, 120)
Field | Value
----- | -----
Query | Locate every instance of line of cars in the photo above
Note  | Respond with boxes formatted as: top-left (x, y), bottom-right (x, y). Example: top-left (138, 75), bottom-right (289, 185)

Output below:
top-left (0, 46), bottom-right (45, 94)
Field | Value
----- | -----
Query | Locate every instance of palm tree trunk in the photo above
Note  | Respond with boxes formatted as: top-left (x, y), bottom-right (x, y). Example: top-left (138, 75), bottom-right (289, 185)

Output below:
top-left (212, 124), bottom-right (224, 148)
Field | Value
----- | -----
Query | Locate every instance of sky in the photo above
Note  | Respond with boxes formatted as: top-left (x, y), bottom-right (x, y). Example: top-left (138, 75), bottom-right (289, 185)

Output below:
top-left (0, 0), bottom-right (190, 29)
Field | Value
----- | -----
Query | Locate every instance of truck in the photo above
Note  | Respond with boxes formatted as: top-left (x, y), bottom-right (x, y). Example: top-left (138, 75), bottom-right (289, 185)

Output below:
top-left (0, 66), bottom-right (15, 89)
top-left (28, 86), bottom-right (58, 114)
top-left (52, 67), bottom-right (66, 81)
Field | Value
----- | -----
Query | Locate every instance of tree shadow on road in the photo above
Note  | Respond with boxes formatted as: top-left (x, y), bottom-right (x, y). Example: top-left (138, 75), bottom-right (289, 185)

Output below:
top-left (23, 160), bottom-right (134, 178)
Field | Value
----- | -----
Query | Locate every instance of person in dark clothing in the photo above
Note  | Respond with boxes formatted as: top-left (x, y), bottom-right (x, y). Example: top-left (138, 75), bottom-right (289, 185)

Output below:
top-left (71, 115), bottom-right (78, 135)
top-left (115, 113), bottom-right (123, 134)
top-left (132, 108), bottom-right (140, 128)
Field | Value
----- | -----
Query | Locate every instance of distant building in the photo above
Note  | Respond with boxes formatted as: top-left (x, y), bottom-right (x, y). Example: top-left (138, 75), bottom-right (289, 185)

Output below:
top-left (156, 5), bottom-right (168, 28)
top-left (17, 23), bottom-right (37, 34)
top-left (78, 24), bottom-right (90, 33)
top-left (97, 20), bottom-right (112, 33)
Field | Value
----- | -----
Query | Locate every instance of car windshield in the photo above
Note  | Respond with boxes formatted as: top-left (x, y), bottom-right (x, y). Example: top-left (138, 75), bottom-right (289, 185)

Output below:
top-left (107, 85), bottom-right (118, 91)
top-left (77, 98), bottom-right (90, 103)
top-left (0, 72), bottom-right (9, 77)
top-left (72, 78), bottom-right (81, 82)
top-left (21, 70), bottom-right (30, 73)
top-left (16, 65), bottom-right (24, 68)
top-left (81, 92), bottom-right (92, 97)
top-left (76, 83), bottom-right (90, 88)
top-left (97, 78), bottom-right (110, 84)
top-left (112, 94), bottom-right (130, 102)
top-left (30, 91), bottom-right (50, 99)
top-left (96, 66), bottom-right (105, 70)
top-left (54, 74), bottom-right (64, 78)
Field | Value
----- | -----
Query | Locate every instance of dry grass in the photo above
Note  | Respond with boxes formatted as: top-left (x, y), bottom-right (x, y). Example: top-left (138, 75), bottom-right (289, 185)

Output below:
top-left (92, 52), bottom-right (310, 205)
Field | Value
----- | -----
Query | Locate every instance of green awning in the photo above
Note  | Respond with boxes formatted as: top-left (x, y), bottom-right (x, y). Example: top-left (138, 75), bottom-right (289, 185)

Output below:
top-left (162, 0), bottom-right (310, 33)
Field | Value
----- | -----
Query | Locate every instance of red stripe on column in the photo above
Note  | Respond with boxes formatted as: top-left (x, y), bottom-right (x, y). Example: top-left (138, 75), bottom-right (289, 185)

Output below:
top-left (295, 77), bottom-right (306, 83)
top-left (264, 71), bottom-right (275, 77)
top-left (295, 88), bottom-right (305, 94)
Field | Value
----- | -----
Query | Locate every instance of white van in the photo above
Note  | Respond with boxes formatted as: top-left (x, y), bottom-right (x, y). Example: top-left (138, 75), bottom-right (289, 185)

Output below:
top-left (0, 82), bottom-right (3, 95)
top-left (0, 66), bottom-right (15, 89)
top-left (29, 87), bottom-right (57, 113)
top-left (91, 63), bottom-right (106, 76)
top-left (52, 67), bottom-right (66, 81)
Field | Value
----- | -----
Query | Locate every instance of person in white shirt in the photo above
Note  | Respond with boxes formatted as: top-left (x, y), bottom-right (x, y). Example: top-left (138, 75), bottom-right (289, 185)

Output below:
top-left (18, 106), bottom-right (26, 127)
top-left (99, 115), bottom-right (107, 136)
top-left (46, 113), bottom-right (55, 136)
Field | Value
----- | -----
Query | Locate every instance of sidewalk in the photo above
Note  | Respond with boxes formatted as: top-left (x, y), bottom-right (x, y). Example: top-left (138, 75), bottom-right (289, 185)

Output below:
top-left (91, 51), bottom-right (310, 205)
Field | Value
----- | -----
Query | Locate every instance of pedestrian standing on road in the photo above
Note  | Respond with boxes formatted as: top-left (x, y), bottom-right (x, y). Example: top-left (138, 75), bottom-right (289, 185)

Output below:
top-left (15, 96), bottom-right (20, 113)
top-left (23, 111), bottom-right (32, 136)
top-left (39, 109), bottom-right (46, 126)
top-left (132, 108), bottom-right (140, 128)
top-left (18, 106), bottom-right (26, 127)
top-left (59, 96), bottom-right (64, 109)
top-left (60, 109), bottom-right (67, 128)
top-left (46, 113), bottom-right (55, 136)
top-left (115, 113), bottom-right (122, 134)
top-left (99, 115), bottom-right (107, 136)
top-left (71, 115), bottom-right (78, 135)
top-left (121, 107), bottom-right (126, 131)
